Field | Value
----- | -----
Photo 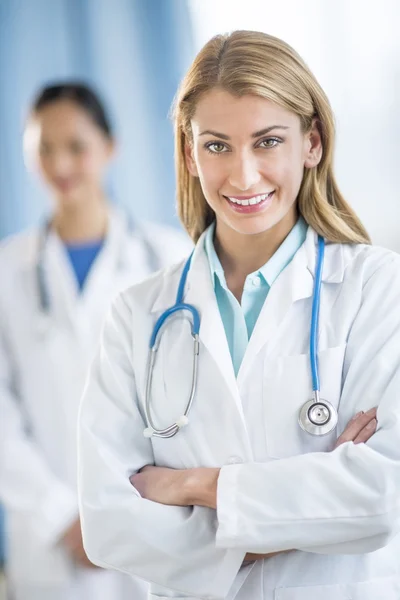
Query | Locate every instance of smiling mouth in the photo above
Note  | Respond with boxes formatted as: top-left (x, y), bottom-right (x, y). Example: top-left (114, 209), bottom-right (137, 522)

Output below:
top-left (225, 191), bottom-right (274, 206)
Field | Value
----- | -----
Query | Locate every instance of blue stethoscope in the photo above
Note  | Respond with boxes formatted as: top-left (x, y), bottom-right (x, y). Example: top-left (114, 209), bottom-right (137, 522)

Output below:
top-left (143, 236), bottom-right (338, 439)
top-left (36, 217), bottom-right (160, 315)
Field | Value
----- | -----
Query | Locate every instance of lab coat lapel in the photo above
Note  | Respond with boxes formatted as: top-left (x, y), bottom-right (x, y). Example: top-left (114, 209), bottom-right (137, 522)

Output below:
top-left (237, 228), bottom-right (315, 384)
top-left (151, 231), bottom-right (244, 421)
top-left (44, 230), bottom-right (81, 332)
top-left (38, 209), bottom-right (128, 338)
top-left (78, 209), bottom-right (126, 321)
top-left (185, 249), bottom-right (242, 409)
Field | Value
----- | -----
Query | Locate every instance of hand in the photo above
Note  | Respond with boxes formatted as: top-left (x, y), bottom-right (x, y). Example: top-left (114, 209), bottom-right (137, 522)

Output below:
top-left (334, 407), bottom-right (377, 449)
top-left (131, 408), bottom-right (378, 504)
top-left (243, 407), bottom-right (379, 564)
top-left (61, 519), bottom-right (99, 569)
top-left (130, 466), bottom-right (195, 506)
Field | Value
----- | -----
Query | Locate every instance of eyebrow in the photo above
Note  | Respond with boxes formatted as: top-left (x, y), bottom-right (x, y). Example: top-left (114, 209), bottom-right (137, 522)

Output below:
top-left (199, 125), bottom-right (289, 140)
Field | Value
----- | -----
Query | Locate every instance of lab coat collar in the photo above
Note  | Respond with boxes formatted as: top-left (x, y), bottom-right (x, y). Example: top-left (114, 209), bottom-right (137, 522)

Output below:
top-left (304, 226), bottom-right (345, 284)
top-left (151, 224), bottom-right (346, 314)
top-left (22, 205), bottom-right (127, 270)
top-left (150, 228), bottom-right (210, 315)
top-left (25, 207), bottom-right (130, 334)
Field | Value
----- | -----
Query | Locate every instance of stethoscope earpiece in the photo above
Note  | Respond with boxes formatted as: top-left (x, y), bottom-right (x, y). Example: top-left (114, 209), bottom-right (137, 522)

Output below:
top-left (175, 415), bottom-right (189, 428)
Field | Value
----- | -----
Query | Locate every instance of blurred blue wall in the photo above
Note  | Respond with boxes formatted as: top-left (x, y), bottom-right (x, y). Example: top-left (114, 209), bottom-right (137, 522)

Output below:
top-left (0, 0), bottom-right (194, 237)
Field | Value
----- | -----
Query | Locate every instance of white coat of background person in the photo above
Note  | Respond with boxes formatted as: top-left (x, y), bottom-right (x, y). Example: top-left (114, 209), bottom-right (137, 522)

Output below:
top-left (0, 82), bottom-right (192, 600)
top-left (78, 32), bottom-right (400, 600)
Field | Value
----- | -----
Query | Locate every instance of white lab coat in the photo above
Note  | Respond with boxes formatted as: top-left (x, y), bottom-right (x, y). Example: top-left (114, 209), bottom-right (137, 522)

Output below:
top-left (0, 208), bottom-right (192, 600)
top-left (78, 226), bottom-right (400, 600)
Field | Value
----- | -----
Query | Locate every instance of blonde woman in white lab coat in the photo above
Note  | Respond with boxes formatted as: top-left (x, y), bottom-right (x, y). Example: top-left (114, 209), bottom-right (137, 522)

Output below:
top-left (0, 82), bottom-right (191, 600)
top-left (78, 32), bottom-right (400, 599)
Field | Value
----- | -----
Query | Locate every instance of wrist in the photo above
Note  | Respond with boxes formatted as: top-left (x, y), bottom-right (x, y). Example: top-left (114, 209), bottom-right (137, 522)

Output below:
top-left (184, 468), bottom-right (220, 508)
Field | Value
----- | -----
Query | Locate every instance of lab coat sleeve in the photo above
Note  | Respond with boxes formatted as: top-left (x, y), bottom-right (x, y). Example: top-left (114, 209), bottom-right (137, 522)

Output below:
top-left (77, 293), bottom-right (244, 599)
top-left (0, 322), bottom-right (78, 546)
top-left (216, 256), bottom-right (400, 555)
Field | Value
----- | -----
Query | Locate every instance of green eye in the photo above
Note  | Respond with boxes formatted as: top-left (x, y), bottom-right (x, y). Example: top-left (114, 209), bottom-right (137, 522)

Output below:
top-left (258, 137), bottom-right (281, 149)
top-left (205, 142), bottom-right (227, 154)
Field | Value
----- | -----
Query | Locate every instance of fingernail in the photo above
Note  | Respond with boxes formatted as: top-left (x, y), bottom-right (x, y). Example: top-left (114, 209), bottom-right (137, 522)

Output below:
top-left (366, 407), bottom-right (377, 415)
top-left (366, 418), bottom-right (377, 430)
top-left (351, 411), bottom-right (364, 420)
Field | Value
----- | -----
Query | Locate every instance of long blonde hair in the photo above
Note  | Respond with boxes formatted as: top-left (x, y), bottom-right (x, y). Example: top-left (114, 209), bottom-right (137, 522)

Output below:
top-left (173, 30), bottom-right (370, 244)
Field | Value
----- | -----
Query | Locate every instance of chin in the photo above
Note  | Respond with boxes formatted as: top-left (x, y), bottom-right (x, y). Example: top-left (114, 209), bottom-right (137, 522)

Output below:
top-left (237, 223), bottom-right (277, 236)
top-left (56, 189), bottom-right (84, 206)
top-left (228, 212), bottom-right (283, 236)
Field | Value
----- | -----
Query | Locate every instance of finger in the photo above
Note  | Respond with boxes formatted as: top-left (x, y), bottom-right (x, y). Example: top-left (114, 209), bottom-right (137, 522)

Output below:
top-left (140, 465), bottom-right (154, 473)
top-left (345, 407), bottom-right (376, 435)
top-left (335, 407), bottom-right (377, 447)
top-left (353, 418), bottom-right (377, 444)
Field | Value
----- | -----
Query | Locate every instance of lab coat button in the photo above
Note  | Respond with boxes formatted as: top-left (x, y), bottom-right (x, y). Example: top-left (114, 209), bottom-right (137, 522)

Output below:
top-left (252, 275), bottom-right (261, 287)
top-left (227, 456), bottom-right (243, 464)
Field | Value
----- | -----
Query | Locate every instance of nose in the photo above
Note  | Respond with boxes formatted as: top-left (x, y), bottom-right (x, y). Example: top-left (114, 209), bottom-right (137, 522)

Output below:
top-left (45, 151), bottom-right (74, 178)
top-left (227, 150), bottom-right (261, 191)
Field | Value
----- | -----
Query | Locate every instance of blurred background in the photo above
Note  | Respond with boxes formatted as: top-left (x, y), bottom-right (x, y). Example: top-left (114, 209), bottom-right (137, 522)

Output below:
top-left (0, 1), bottom-right (399, 598)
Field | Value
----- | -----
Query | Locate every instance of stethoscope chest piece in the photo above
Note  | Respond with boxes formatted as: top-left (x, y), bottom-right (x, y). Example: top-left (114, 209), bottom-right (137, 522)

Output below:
top-left (298, 397), bottom-right (338, 436)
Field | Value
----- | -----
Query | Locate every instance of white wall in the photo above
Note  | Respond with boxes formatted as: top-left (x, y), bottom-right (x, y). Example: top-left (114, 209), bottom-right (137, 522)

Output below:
top-left (188, 0), bottom-right (400, 251)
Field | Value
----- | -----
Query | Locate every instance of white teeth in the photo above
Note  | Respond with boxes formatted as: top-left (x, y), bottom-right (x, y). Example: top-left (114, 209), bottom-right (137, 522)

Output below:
top-left (227, 192), bottom-right (273, 206)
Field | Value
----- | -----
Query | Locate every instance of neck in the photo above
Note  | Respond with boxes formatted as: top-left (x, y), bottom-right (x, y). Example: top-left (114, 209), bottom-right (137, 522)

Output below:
top-left (214, 209), bottom-right (298, 302)
top-left (52, 192), bottom-right (109, 243)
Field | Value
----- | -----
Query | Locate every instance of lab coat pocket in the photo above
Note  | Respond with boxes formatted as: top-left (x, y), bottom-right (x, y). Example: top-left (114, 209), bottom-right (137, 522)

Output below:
top-left (274, 575), bottom-right (400, 599)
top-left (263, 344), bottom-right (346, 459)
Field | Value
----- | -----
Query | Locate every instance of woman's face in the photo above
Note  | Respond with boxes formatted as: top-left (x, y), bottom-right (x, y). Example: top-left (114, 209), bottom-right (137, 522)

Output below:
top-left (24, 99), bottom-right (114, 207)
top-left (186, 89), bottom-right (322, 239)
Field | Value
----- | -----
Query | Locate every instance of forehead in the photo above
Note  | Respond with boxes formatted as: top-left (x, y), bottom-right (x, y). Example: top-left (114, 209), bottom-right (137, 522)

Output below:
top-left (191, 89), bottom-right (300, 136)
top-left (30, 100), bottom-right (98, 139)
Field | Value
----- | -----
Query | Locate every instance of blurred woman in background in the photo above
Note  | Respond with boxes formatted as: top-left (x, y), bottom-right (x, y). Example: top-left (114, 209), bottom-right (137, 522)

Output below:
top-left (0, 82), bottom-right (191, 600)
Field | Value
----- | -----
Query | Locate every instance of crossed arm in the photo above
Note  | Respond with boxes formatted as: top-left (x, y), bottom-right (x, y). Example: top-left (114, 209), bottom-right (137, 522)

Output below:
top-left (131, 407), bottom-right (377, 562)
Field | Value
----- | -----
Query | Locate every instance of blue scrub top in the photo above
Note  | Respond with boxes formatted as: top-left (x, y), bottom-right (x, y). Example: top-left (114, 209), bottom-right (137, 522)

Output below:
top-left (65, 240), bottom-right (104, 290)
top-left (204, 218), bottom-right (308, 375)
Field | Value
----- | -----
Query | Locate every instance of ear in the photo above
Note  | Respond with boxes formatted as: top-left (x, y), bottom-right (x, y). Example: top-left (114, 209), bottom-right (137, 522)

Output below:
top-left (304, 118), bottom-right (323, 169)
top-left (184, 141), bottom-right (199, 177)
